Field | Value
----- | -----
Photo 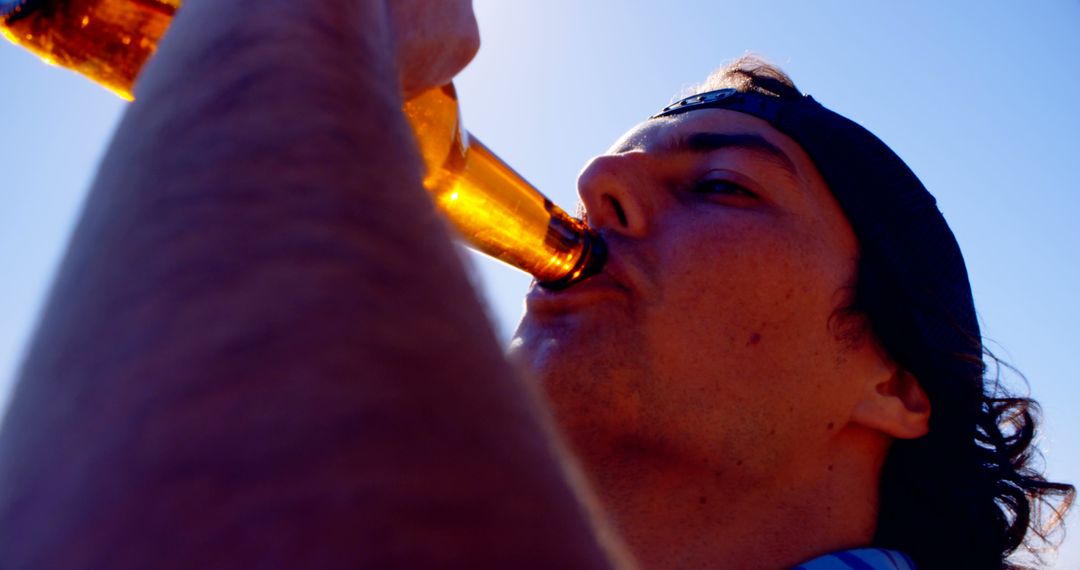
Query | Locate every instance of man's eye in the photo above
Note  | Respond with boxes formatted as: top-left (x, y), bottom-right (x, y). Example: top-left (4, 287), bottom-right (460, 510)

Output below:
top-left (691, 179), bottom-right (755, 198)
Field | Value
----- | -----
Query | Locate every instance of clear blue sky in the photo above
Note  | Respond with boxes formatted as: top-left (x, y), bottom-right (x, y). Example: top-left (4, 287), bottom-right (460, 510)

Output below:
top-left (2, 0), bottom-right (1078, 566)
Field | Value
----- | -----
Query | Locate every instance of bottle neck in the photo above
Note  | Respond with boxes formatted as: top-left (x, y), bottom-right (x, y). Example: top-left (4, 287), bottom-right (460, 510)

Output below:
top-left (536, 228), bottom-right (607, 290)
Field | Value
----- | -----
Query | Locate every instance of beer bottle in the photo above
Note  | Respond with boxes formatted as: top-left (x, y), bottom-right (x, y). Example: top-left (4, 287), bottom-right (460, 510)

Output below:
top-left (1, 0), bottom-right (605, 288)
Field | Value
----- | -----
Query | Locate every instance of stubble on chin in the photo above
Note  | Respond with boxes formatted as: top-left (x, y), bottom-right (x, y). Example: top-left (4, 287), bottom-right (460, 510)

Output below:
top-left (508, 314), bottom-right (652, 461)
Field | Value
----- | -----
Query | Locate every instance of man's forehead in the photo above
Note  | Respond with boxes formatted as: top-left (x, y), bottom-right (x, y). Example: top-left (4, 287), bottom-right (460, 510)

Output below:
top-left (606, 109), bottom-right (806, 181)
top-left (608, 109), bottom-right (794, 155)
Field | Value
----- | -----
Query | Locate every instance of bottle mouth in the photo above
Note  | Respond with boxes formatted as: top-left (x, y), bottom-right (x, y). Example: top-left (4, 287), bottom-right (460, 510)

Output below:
top-left (537, 230), bottom-right (608, 291)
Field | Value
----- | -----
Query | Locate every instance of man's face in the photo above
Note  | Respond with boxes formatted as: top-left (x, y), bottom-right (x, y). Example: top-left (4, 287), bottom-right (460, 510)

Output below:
top-left (509, 108), bottom-right (893, 486)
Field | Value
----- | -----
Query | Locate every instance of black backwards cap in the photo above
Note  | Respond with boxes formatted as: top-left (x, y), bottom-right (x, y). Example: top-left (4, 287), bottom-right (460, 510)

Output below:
top-left (652, 89), bottom-right (982, 386)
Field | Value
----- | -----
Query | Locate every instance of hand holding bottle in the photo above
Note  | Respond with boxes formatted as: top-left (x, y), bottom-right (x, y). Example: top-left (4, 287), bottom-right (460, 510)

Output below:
top-left (385, 0), bottom-right (480, 99)
top-left (2, 0), bottom-right (604, 286)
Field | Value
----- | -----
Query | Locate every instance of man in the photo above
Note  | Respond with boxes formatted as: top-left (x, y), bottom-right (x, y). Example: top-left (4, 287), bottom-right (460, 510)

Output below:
top-left (0, 1), bottom-right (1070, 569)
top-left (511, 58), bottom-right (1075, 569)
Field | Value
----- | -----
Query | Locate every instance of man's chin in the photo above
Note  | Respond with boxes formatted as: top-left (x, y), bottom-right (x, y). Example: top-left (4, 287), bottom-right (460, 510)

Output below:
top-left (509, 311), bottom-right (648, 438)
top-left (508, 310), bottom-right (606, 378)
top-left (506, 317), bottom-right (565, 382)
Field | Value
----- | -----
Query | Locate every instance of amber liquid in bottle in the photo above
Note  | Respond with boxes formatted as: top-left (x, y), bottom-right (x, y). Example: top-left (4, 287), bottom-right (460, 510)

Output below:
top-left (1, 0), bottom-right (176, 99)
top-left (2, 0), bottom-right (605, 287)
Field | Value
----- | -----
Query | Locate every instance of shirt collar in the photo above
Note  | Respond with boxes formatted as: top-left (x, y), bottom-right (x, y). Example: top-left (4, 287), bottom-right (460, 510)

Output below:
top-left (791, 548), bottom-right (917, 570)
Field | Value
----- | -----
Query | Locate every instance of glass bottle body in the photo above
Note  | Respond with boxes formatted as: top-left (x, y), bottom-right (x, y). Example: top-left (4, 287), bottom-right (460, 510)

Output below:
top-left (2, 0), bottom-right (604, 286)
top-left (2, 0), bottom-right (176, 99)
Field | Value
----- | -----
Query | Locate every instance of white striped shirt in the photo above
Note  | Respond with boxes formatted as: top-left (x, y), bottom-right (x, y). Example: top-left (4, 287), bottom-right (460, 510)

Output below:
top-left (792, 548), bottom-right (917, 570)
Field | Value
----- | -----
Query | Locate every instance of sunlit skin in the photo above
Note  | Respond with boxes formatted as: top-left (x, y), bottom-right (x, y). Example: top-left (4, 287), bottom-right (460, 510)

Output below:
top-left (510, 109), bottom-right (932, 570)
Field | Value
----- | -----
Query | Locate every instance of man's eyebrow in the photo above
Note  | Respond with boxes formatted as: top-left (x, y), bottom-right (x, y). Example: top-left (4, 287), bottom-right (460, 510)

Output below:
top-left (678, 132), bottom-right (798, 178)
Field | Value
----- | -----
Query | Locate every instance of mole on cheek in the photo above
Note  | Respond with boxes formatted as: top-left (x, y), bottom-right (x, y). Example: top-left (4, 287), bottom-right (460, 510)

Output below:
top-left (746, 332), bottom-right (762, 347)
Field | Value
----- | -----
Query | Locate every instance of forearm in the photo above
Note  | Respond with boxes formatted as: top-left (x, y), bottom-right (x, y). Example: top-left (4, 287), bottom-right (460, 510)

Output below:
top-left (0, 1), bottom-right (614, 567)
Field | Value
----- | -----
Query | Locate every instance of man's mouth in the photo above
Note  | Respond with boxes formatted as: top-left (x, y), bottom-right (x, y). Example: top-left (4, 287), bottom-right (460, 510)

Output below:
top-left (525, 264), bottom-right (633, 314)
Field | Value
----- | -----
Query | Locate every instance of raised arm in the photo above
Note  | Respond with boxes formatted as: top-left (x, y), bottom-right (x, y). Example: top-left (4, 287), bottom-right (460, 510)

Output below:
top-left (0, 1), bottom-right (619, 567)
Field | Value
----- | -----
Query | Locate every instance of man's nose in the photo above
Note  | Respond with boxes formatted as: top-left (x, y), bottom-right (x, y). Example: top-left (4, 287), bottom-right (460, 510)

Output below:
top-left (576, 153), bottom-right (650, 238)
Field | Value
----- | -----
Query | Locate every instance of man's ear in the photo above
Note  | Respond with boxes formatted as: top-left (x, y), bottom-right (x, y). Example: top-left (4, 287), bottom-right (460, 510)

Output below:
top-left (851, 366), bottom-right (931, 440)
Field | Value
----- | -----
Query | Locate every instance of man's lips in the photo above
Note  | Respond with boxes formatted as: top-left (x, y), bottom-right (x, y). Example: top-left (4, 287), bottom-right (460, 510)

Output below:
top-left (525, 263), bottom-right (634, 314)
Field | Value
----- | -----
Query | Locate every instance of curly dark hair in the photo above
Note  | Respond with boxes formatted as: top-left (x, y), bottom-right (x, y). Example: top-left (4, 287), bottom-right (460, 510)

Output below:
top-left (693, 55), bottom-right (1075, 569)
